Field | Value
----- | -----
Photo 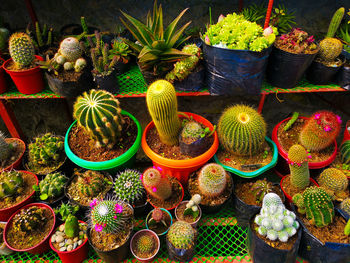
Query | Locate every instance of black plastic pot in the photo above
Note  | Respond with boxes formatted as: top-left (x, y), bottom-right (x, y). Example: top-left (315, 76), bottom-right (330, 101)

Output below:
top-left (306, 60), bottom-right (342, 85)
top-left (114, 61), bottom-right (130, 76)
top-left (179, 136), bottom-right (208, 157)
top-left (93, 71), bottom-right (119, 93)
top-left (137, 63), bottom-right (166, 85)
top-left (336, 63), bottom-right (350, 90)
top-left (247, 217), bottom-right (302, 263)
top-left (173, 64), bottom-right (205, 92)
top-left (266, 46), bottom-right (318, 89)
top-left (166, 236), bottom-right (196, 262)
top-left (202, 40), bottom-right (272, 95)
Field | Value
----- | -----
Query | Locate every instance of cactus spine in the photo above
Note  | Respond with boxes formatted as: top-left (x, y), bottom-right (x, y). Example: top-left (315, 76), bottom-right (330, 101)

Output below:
top-left (340, 140), bottom-right (350, 165)
top-left (299, 111), bottom-right (341, 151)
top-left (13, 206), bottom-right (47, 233)
top-left (288, 144), bottom-right (310, 190)
top-left (318, 168), bottom-right (348, 199)
top-left (136, 234), bottom-right (155, 254)
top-left (9, 32), bottom-right (35, 69)
top-left (142, 168), bottom-right (172, 200)
top-left (73, 89), bottom-right (124, 149)
top-left (197, 163), bottom-right (227, 197)
top-left (58, 37), bottom-right (83, 62)
top-left (114, 169), bottom-right (145, 204)
top-left (167, 221), bottom-right (196, 249)
top-left (0, 170), bottom-right (24, 199)
top-left (218, 105), bottom-right (266, 156)
top-left (65, 214), bottom-right (80, 238)
top-left (146, 80), bottom-right (181, 146)
top-left (39, 172), bottom-right (68, 200)
top-left (251, 179), bottom-right (277, 205)
top-left (76, 170), bottom-right (109, 197)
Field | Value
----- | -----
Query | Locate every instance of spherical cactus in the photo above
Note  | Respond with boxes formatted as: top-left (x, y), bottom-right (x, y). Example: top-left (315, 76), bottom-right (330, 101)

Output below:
top-left (319, 38), bottom-right (343, 61)
top-left (218, 105), bottom-right (266, 156)
top-left (288, 144), bottom-right (310, 190)
top-left (146, 80), bottom-right (181, 146)
top-left (39, 172), bottom-right (68, 200)
top-left (142, 168), bottom-right (172, 200)
top-left (198, 163), bottom-right (227, 197)
top-left (114, 169), bottom-right (145, 204)
top-left (0, 170), bottom-right (24, 199)
top-left (65, 214), bottom-right (80, 238)
top-left (251, 179), bottom-right (276, 205)
top-left (63, 61), bottom-right (74, 71)
top-left (73, 89), bottom-right (124, 149)
top-left (299, 111), bottom-right (341, 151)
top-left (77, 170), bottom-right (108, 197)
top-left (136, 234), bottom-right (155, 254)
top-left (167, 221), bottom-right (196, 249)
top-left (262, 193), bottom-right (284, 210)
top-left (340, 198), bottom-right (350, 215)
top-left (292, 186), bottom-right (334, 228)
top-left (8, 32), bottom-right (35, 69)
top-left (318, 168), bottom-right (348, 199)
top-left (74, 58), bottom-right (87, 72)
top-left (58, 37), bottom-right (83, 62)
top-left (0, 131), bottom-right (11, 163)
top-left (181, 121), bottom-right (204, 140)
top-left (13, 206), bottom-right (47, 233)
top-left (340, 140), bottom-right (350, 165)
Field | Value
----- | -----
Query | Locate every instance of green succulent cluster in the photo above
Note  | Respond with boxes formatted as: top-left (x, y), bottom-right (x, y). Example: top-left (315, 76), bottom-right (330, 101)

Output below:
top-left (13, 206), bottom-right (47, 233)
top-left (114, 169), bottom-right (145, 204)
top-left (136, 234), bottom-right (155, 254)
top-left (54, 202), bottom-right (79, 221)
top-left (198, 163), bottom-right (227, 197)
top-left (142, 168), bottom-right (172, 201)
top-left (167, 221), bottom-right (196, 249)
top-left (28, 133), bottom-right (64, 168)
top-left (109, 40), bottom-right (132, 64)
top-left (318, 168), bottom-right (348, 200)
top-left (341, 197), bottom-right (350, 215)
top-left (37, 172), bottom-right (68, 200)
top-left (0, 170), bottom-right (24, 199)
top-left (65, 214), bottom-right (80, 238)
top-left (27, 21), bottom-right (53, 49)
top-left (293, 187), bottom-right (334, 228)
top-left (288, 144), bottom-right (310, 190)
top-left (340, 140), bottom-right (350, 165)
top-left (251, 178), bottom-right (276, 205)
top-left (9, 32), bottom-right (35, 69)
top-left (76, 170), bottom-right (110, 198)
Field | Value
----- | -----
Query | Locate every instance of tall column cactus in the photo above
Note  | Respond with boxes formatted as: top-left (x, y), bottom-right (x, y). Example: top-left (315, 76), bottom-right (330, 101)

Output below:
top-left (288, 144), bottom-right (311, 190)
top-left (299, 111), bottom-right (341, 151)
top-left (73, 89), bottom-right (124, 149)
top-left (9, 32), bottom-right (35, 69)
top-left (217, 105), bottom-right (266, 156)
top-left (197, 163), bottom-right (227, 197)
top-left (146, 80), bottom-right (181, 146)
top-left (142, 168), bottom-right (172, 200)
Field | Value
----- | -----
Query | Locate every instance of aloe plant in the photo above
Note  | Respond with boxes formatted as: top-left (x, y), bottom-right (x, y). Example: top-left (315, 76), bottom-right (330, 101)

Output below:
top-left (338, 24), bottom-right (350, 52)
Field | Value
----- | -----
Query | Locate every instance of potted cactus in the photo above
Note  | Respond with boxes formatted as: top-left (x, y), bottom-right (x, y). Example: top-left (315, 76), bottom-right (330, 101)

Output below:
top-left (145, 208), bottom-right (173, 236)
top-left (0, 222), bottom-right (12, 255)
top-left (292, 187), bottom-right (350, 263)
top-left (247, 193), bottom-right (301, 263)
top-left (142, 167), bottom-right (184, 210)
top-left (0, 131), bottom-right (26, 171)
top-left (317, 168), bottom-right (349, 201)
top-left (87, 198), bottom-right (134, 263)
top-left (166, 221), bottom-right (197, 262)
top-left (108, 39), bottom-right (132, 76)
top-left (114, 169), bottom-right (147, 216)
top-left (175, 194), bottom-right (202, 227)
top-left (24, 133), bottom-right (66, 175)
top-left (307, 8), bottom-right (345, 85)
top-left (26, 21), bottom-right (55, 57)
top-left (3, 32), bottom-right (44, 94)
top-left (54, 202), bottom-right (80, 225)
top-left (266, 28), bottom-right (318, 89)
top-left (3, 203), bottom-right (56, 254)
top-left (141, 80), bottom-right (218, 185)
top-left (188, 163), bottom-right (233, 213)
top-left (0, 170), bottom-right (38, 221)
top-left (130, 229), bottom-right (160, 263)
top-left (334, 140), bottom-right (350, 179)
top-left (340, 198), bottom-right (350, 218)
top-left (65, 89), bottom-right (142, 173)
top-left (214, 105), bottom-right (278, 178)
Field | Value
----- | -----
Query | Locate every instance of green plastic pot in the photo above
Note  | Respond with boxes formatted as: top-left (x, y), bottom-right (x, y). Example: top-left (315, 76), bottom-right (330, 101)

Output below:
top-left (214, 136), bottom-right (278, 178)
top-left (64, 110), bottom-right (142, 173)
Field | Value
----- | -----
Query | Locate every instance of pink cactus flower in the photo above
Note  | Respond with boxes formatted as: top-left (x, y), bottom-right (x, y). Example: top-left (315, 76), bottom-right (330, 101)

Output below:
top-left (218, 14), bottom-right (225, 23)
top-left (205, 35), bottom-right (210, 45)
top-left (324, 125), bottom-right (332, 132)
top-left (95, 224), bottom-right (103, 232)
top-left (314, 113), bottom-right (321, 120)
top-left (263, 26), bottom-right (273, 37)
top-left (336, 115), bottom-right (342, 124)
top-left (152, 187), bottom-right (157, 192)
top-left (115, 204), bottom-right (123, 214)
top-left (90, 199), bottom-right (98, 208)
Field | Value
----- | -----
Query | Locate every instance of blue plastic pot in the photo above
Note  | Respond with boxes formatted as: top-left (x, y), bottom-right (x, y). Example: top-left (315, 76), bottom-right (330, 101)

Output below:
top-left (145, 208), bottom-right (173, 236)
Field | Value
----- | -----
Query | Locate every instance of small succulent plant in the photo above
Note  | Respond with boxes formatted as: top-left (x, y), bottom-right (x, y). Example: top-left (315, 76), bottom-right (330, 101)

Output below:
top-left (275, 28), bottom-right (317, 54)
top-left (197, 163), bottom-right (227, 197)
top-left (13, 206), bottom-right (47, 233)
top-left (65, 214), bottom-right (80, 238)
top-left (54, 202), bottom-right (79, 221)
top-left (340, 140), bottom-right (350, 165)
top-left (167, 221), bottom-right (196, 250)
top-left (142, 168), bottom-right (172, 201)
top-left (114, 169), bottom-right (145, 204)
top-left (147, 208), bottom-right (169, 228)
top-left (318, 168), bottom-right (348, 200)
top-left (183, 194), bottom-right (201, 220)
top-left (136, 234), bottom-right (155, 254)
top-left (251, 178), bottom-right (277, 205)
top-left (108, 40), bottom-right (132, 64)
top-left (35, 172), bottom-right (68, 200)
top-left (0, 170), bottom-right (24, 199)
top-left (76, 170), bottom-right (111, 198)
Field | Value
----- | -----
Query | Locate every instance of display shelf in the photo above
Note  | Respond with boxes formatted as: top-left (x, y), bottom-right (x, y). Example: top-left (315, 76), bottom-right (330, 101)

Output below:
top-left (0, 203), bottom-right (307, 263)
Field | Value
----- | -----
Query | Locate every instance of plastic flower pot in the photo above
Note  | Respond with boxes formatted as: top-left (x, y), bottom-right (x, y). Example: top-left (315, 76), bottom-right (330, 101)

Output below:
top-left (3, 138), bottom-right (26, 171)
top-left (4, 202), bottom-right (56, 255)
top-left (3, 55), bottom-right (44, 95)
top-left (166, 228), bottom-right (197, 262)
top-left (173, 64), bottom-right (205, 92)
top-left (336, 63), bottom-right (350, 90)
top-left (130, 229), bottom-right (160, 263)
top-left (49, 221), bottom-right (89, 263)
top-left (64, 110), bottom-right (142, 174)
top-left (147, 181), bottom-right (184, 211)
top-left (175, 201), bottom-right (202, 228)
top-left (343, 120), bottom-right (350, 144)
top-left (306, 60), bottom-right (343, 85)
top-left (0, 57), bottom-right (7, 94)
top-left (214, 136), bottom-right (278, 178)
top-left (145, 208), bottom-right (173, 236)
top-left (141, 112), bottom-right (219, 186)
top-left (93, 70), bottom-right (119, 94)
top-left (280, 176), bottom-right (319, 203)
top-left (0, 171), bottom-right (38, 221)
top-left (272, 116), bottom-right (338, 171)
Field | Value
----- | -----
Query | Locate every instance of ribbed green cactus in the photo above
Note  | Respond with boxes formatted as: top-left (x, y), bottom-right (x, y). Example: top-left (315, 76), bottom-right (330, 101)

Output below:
top-left (299, 111), bottom-right (341, 151)
top-left (142, 168), bottom-right (172, 201)
top-left (251, 179), bottom-right (276, 205)
top-left (218, 105), bottom-right (266, 156)
top-left (0, 131), bottom-right (11, 163)
top-left (167, 221), bottom-right (196, 249)
top-left (73, 89), bottom-right (124, 149)
top-left (136, 234), bottom-right (155, 254)
top-left (65, 214), bottom-right (80, 238)
top-left (326, 7), bottom-right (345, 38)
top-left (288, 144), bottom-right (310, 190)
top-left (292, 186), bottom-right (334, 228)
top-left (198, 163), bottom-right (227, 197)
top-left (340, 140), bottom-right (350, 165)
top-left (146, 80), bottom-right (181, 146)
top-left (0, 170), bottom-right (24, 199)
top-left (13, 206), bottom-right (47, 233)
top-left (28, 133), bottom-right (64, 167)
top-left (76, 170), bottom-right (109, 197)
top-left (38, 172), bottom-right (68, 200)
top-left (318, 168), bottom-right (348, 199)
top-left (340, 197), bottom-right (350, 215)
top-left (9, 32), bottom-right (35, 69)
top-left (114, 169), bottom-right (145, 204)
top-left (57, 37), bottom-right (83, 62)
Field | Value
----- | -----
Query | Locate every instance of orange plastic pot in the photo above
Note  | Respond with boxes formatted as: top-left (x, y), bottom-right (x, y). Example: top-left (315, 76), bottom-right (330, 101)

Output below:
top-left (141, 112), bottom-right (219, 185)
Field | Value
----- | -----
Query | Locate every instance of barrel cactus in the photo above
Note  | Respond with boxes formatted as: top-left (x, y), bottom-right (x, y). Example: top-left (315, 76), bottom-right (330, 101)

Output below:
top-left (9, 32), bottom-right (35, 69)
top-left (0, 170), bottom-right (24, 199)
top-left (147, 208), bottom-right (169, 228)
top-left (0, 131), bottom-right (11, 164)
top-left (57, 37), bottom-right (83, 62)
top-left (292, 186), bottom-right (334, 228)
top-left (218, 105), bottom-right (266, 156)
top-left (136, 234), bottom-right (155, 254)
top-left (254, 193), bottom-right (299, 242)
top-left (167, 221), bottom-right (196, 250)
top-left (73, 89), bottom-right (124, 149)
top-left (65, 214), bottom-right (80, 238)
top-left (340, 140), bottom-right (350, 165)
top-left (146, 80), bottom-right (181, 146)
top-left (318, 168), bottom-right (348, 200)
top-left (198, 163), bottom-right (227, 197)
top-left (114, 169), bottom-right (145, 204)
top-left (142, 168), bottom-right (172, 201)
top-left (299, 111), bottom-right (341, 151)
top-left (288, 144), bottom-right (311, 190)
top-left (13, 206), bottom-right (47, 233)
top-left (76, 170), bottom-right (109, 197)
top-left (38, 172), bottom-right (68, 200)
top-left (340, 198), bottom-right (350, 215)
top-left (251, 178), bottom-right (277, 205)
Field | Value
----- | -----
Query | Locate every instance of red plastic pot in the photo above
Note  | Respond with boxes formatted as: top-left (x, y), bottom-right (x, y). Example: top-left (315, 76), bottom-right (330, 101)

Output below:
top-left (0, 171), bottom-right (38, 221)
top-left (343, 120), bottom-right (350, 144)
top-left (280, 175), bottom-right (319, 203)
top-left (272, 116), bottom-right (338, 170)
top-left (141, 112), bottom-right (219, 185)
top-left (4, 203), bottom-right (56, 254)
top-left (0, 57), bottom-right (7, 94)
top-left (49, 221), bottom-right (89, 263)
top-left (3, 55), bottom-right (44, 95)
top-left (3, 138), bottom-right (26, 171)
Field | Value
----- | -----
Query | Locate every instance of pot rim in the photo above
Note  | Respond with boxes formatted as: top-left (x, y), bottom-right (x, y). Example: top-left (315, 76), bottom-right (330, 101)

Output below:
top-left (3, 138), bottom-right (26, 171)
top-left (174, 200), bottom-right (202, 226)
top-left (130, 229), bottom-right (160, 261)
top-left (145, 208), bottom-right (173, 236)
